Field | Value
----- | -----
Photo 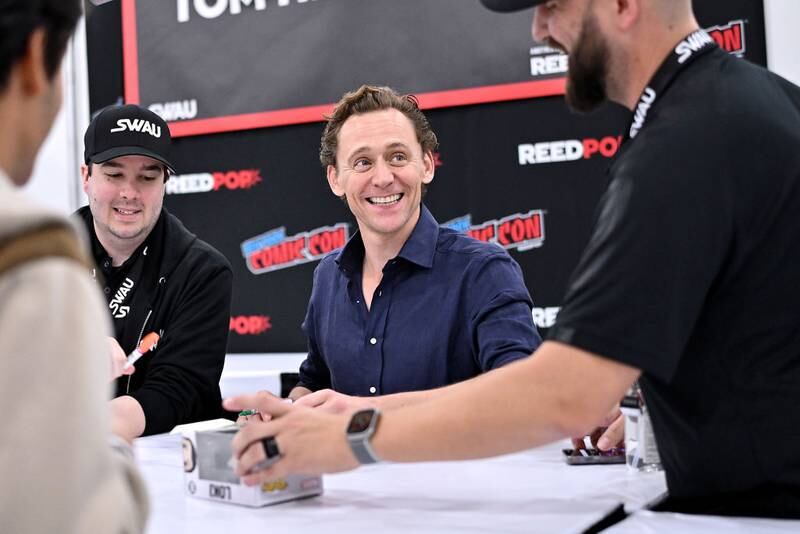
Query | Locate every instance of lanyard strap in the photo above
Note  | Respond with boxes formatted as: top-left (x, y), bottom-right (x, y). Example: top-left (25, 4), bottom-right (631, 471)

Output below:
top-left (626, 29), bottom-right (718, 142)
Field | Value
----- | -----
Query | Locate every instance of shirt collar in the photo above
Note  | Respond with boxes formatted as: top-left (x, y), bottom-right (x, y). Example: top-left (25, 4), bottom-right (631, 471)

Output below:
top-left (396, 204), bottom-right (438, 269)
top-left (336, 204), bottom-right (439, 274)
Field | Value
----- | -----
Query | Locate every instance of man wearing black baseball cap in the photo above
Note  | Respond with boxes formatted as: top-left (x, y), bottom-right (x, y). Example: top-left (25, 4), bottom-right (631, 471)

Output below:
top-left (226, 0), bottom-right (800, 519)
top-left (76, 103), bottom-right (233, 440)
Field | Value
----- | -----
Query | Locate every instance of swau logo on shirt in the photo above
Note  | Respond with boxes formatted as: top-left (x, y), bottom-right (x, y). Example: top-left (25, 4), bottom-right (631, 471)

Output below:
top-left (109, 277), bottom-right (134, 319)
top-left (110, 119), bottom-right (162, 138)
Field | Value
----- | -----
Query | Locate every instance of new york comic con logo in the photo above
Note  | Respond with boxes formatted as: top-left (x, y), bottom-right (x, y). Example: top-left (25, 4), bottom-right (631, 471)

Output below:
top-left (241, 223), bottom-right (349, 274)
top-left (706, 20), bottom-right (746, 56)
top-left (443, 210), bottom-right (545, 252)
top-left (528, 20), bottom-right (746, 79)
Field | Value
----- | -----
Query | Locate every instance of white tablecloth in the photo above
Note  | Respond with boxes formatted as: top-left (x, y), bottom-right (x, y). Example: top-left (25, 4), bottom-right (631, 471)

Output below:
top-left (606, 510), bottom-right (800, 533)
top-left (135, 434), bottom-right (667, 534)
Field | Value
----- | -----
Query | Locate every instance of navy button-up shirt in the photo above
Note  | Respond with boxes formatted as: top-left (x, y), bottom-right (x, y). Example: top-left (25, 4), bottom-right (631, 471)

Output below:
top-left (297, 205), bottom-right (541, 396)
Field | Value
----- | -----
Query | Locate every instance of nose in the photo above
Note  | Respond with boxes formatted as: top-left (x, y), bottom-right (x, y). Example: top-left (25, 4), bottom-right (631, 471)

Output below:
top-left (371, 159), bottom-right (394, 188)
top-left (118, 179), bottom-right (140, 200)
top-left (532, 5), bottom-right (551, 43)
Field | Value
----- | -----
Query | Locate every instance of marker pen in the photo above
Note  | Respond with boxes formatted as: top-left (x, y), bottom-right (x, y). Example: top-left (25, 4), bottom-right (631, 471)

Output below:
top-left (124, 332), bottom-right (160, 370)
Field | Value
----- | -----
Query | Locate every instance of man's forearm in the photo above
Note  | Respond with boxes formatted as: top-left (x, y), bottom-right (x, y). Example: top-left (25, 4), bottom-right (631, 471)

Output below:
top-left (110, 395), bottom-right (146, 442)
top-left (372, 341), bottom-right (639, 462)
top-left (373, 387), bottom-right (449, 410)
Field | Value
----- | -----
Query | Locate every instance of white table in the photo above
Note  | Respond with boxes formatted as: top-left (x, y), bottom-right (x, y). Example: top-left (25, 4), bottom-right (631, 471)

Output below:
top-left (606, 510), bottom-right (800, 533)
top-left (135, 434), bottom-right (666, 534)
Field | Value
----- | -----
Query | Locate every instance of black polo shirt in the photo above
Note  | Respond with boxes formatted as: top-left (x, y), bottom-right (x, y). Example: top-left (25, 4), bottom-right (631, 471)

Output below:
top-left (549, 32), bottom-right (800, 517)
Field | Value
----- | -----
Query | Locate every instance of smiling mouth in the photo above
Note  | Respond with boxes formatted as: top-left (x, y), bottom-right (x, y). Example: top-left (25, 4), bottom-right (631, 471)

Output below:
top-left (367, 193), bottom-right (403, 205)
top-left (113, 207), bottom-right (141, 216)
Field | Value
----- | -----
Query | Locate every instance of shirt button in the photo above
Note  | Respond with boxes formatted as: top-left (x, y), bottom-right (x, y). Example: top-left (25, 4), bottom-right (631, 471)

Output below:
top-left (103, 287), bottom-right (111, 294)
top-left (103, 260), bottom-right (110, 268)
top-left (369, 386), bottom-right (377, 394)
top-left (377, 290), bottom-right (382, 297)
top-left (369, 337), bottom-right (377, 345)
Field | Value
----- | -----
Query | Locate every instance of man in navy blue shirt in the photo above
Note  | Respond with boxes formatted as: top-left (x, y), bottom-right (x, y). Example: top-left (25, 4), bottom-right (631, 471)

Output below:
top-left (289, 85), bottom-right (541, 408)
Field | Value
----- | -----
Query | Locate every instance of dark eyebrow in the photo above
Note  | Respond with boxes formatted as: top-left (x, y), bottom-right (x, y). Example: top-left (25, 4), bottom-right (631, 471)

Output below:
top-left (99, 161), bottom-right (162, 173)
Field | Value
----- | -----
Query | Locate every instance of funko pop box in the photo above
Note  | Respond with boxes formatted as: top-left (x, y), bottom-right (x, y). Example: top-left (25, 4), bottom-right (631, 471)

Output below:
top-left (181, 425), bottom-right (323, 506)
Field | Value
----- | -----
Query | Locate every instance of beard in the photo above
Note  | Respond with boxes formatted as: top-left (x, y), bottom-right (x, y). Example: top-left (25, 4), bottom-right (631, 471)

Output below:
top-left (564, 12), bottom-right (610, 113)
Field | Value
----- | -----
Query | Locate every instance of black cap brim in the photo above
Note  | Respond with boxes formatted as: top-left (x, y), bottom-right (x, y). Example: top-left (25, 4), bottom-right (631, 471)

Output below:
top-left (481, 0), bottom-right (545, 12)
top-left (90, 146), bottom-right (176, 175)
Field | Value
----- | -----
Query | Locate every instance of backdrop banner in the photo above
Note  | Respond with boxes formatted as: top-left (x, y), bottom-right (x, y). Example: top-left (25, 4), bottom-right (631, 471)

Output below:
top-left (86, 0), bottom-right (767, 353)
top-left (122, 0), bottom-right (561, 135)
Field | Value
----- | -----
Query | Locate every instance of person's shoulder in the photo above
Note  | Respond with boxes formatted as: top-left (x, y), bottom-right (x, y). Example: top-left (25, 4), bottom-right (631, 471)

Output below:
top-left (437, 226), bottom-right (511, 262)
top-left (666, 51), bottom-right (792, 124)
top-left (0, 187), bottom-right (76, 242)
top-left (186, 236), bottom-right (232, 271)
top-left (312, 250), bottom-right (343, 283)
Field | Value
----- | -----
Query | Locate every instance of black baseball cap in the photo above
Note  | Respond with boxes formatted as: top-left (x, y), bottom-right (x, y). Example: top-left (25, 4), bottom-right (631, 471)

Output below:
top-left (481, 0), bottom-right (546, 12)
top-left (84, 104), bottom-right (175, 175)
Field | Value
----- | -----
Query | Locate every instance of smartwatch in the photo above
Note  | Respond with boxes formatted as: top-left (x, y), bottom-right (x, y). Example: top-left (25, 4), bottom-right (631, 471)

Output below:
top-left (346, 408), bottom-right (382, 464)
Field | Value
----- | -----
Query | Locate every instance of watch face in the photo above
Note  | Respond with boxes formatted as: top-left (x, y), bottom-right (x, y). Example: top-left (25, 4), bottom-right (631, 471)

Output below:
top-left (347, 409), bottom-right (376, 434)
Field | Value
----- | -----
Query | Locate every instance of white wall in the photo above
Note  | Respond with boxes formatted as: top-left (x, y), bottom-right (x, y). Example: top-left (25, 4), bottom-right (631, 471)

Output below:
top-left (22, 17), bottom-right (90, 214)
top-left (764, 0), bottom-right (800, 86)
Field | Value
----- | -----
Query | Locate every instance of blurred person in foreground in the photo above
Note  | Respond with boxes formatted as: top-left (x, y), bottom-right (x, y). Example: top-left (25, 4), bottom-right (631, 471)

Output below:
top-left (0, 0), bottom-right (147, 531)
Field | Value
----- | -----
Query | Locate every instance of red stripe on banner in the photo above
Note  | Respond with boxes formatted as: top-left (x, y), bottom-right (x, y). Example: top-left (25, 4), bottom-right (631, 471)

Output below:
top-left (121, 0), bottom-right (140, 104)
top-left (416, 79), bottom-right (566, 109)
top-left (168, 104), bottom-right (337, 137)
top-left (169, 79), bottom-right (566, 138)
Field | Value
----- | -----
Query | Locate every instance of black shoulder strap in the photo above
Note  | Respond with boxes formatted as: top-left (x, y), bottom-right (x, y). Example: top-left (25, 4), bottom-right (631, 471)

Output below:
top-left (0, 223), bottom-right (91, 275)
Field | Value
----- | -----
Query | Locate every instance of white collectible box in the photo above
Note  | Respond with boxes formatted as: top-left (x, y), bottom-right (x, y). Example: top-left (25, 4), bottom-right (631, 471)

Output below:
top-left (181, 425), bottom-right (323, 506)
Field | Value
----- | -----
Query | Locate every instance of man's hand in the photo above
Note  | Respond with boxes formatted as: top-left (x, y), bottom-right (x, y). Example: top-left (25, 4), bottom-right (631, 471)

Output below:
top-left (108, 337), bottom-right (135, 381)
top-left (235, 390), bottom-right (283, 426)
top-left (571, 407), bottom-right (624, 452)
top-left (293, 388), bottom-right (375, 414)
top-left (596, 412), bottom-right (625, 450)
top-left (223, 392), bottom-right (359, 484)
top-left (110, 395), bottom-right (146, 443)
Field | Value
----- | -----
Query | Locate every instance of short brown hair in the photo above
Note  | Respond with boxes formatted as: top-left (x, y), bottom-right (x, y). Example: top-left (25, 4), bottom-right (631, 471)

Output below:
top-left (320, 85), bottom-right (438, 168)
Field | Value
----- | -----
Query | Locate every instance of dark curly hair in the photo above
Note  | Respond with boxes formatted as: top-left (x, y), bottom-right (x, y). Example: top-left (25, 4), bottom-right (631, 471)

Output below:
top-left (320, 85), bottom-right (438, 169)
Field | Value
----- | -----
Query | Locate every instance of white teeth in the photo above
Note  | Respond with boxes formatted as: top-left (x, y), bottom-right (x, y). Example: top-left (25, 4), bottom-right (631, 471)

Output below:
top-left (115, 208), bottom-right (137, 215)
top-left (368, 194), bottom-right (402, 205)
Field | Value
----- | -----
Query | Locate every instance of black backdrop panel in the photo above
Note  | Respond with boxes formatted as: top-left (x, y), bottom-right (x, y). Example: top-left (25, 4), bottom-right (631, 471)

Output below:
top-left (125, 0), bottom-right (552, 134)
top-left (86, 0), bottom-right (767, 353)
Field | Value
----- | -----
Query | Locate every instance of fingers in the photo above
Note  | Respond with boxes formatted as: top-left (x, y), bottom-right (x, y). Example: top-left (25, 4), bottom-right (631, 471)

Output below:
top-left (597, 414), bottom-right (625, 450)
top-left (293, 389), bottom-right (332, 408)
top-left (223, 391), bottom-right (292, 419)
top-left (230, 421), bottom-right (296, 484)
top-left (240, 462), bottom-right (287, 487)
top-left (602, 406), bottom-right (622, 426)
top-left (230, 418), bottom-right (280, 462)
top-left (236, 412), bottom-right (267, 427)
